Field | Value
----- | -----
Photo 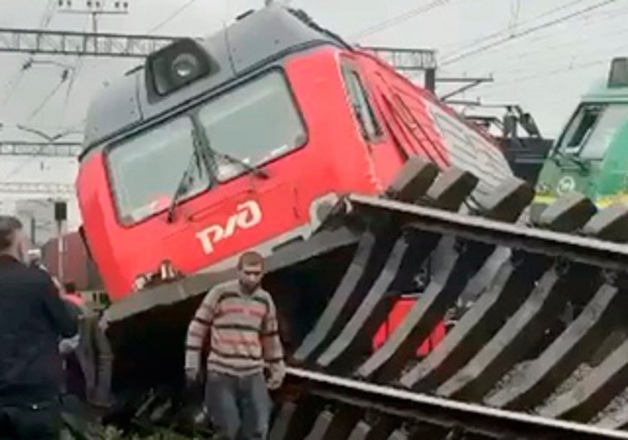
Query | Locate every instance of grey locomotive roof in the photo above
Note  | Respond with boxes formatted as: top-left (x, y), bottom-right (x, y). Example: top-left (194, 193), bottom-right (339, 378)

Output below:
top-left (82, 5), bottom-right (348, 152)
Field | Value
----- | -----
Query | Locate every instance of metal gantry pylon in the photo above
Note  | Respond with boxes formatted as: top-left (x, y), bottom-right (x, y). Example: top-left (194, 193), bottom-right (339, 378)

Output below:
top-left (0, 27), bottom-right (174, 58)
top-left (0, 27), bottom-right (437, 71)
top-left (0, 182), bottom-right (75, 195)
top-left (0, 26), bottom-right (441, 195)
top-left (0, 141), bottom-right (82, 157)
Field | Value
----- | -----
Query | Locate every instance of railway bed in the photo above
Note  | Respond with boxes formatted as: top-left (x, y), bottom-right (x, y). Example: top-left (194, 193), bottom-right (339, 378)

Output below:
top-left (264, 163), bottom-right (628, 439)
top-left (112, 366), bottom-right (628, 440)
top-left (78, 160), bottom-right (628, 439)
top-left (271, 367), bottom-right (628, 440)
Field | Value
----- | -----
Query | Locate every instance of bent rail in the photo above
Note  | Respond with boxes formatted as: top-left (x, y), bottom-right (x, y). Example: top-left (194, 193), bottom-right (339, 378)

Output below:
top-left (275, 161), bottom-right (628, 439)
top-left (84, 158), bottom-right (628, 439)
top-left (282, 367), bottom-right (628, 440)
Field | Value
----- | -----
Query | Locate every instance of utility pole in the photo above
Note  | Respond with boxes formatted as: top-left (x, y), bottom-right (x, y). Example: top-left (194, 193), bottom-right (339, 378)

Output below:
top-left (30, 217), bottom-right (37, 246)
top-left (54, 201), bottom-right (67, 281)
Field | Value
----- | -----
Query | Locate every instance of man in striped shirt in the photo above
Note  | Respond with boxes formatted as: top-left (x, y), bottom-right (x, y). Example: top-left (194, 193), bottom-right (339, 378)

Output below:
top-left (185, 251), bottom-right (285, 440)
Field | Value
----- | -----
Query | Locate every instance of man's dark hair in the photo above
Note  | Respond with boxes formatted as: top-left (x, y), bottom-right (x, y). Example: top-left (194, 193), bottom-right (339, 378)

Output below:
top-left (0, 216), bottom-right (22, 252)
top-left (237, 251), bottom-right (264, 269)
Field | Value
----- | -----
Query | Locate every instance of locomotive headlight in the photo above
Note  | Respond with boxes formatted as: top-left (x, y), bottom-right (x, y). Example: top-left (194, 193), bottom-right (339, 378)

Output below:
top-left (134, 274), bottom-right (149, 291)
top-left (172, 53), bottom-right (199, 79)
top-left (146, 38), bottom-right (215, 98)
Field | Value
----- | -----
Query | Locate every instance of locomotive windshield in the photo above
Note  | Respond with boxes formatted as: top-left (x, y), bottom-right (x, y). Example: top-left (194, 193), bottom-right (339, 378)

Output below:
top-left (107, 70), bottom-right (305, 224)
top-left (556, 103), bottom-right (628, 160)
top-left (108, 116), bottom-right (211, 224)
top-left (196, 71), bottom-right (305, 181)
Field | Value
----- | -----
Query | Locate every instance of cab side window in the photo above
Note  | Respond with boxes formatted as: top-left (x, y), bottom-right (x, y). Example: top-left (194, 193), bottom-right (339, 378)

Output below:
top-left (342, 67), bottom-right (383, 141)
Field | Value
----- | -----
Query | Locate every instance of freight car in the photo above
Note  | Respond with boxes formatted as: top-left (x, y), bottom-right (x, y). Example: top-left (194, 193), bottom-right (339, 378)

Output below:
top-left (40, 230), bottom-right (109, 310)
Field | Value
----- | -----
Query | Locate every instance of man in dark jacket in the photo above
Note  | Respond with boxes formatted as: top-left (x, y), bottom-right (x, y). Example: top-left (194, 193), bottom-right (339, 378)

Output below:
top-left (0, 216), bottom-right (79, 439)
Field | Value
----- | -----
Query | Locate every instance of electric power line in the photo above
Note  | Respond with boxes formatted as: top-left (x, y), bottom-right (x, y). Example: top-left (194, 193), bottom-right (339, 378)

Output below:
top-left (4, 73), bottom-right (72, 180)
top-left (479, 55), bottom-right (619, 96)
top-left (57, 15), bottom-right (90, 127)
top-left (464, 6), bottom-right (628, 79)
top-left (26, 71), bottom-right (70, 124)
top-left (146, 0), bottom-right (201, 34)
top-left (351, 0), bottom-right (453, 40)
top-left (473, 8), bottom-right (628, 94)
top-left (440, 0), bottom-right (621, 66)
top-left (508, 0), bottom-right (522, 35)
top-left (0, 0), bottom-right (57, 108)
top-left (58, 65), bottom-right (81, 126)
top-left (439, 0), bottom-right (590, 60)
top-left (471, 40), bottom-right (628, 106)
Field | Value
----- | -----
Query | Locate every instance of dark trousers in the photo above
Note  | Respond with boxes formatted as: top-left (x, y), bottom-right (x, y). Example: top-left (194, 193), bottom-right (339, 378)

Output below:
top-left (205, 371), bottom-right (271, 440)
top-left (63, 354), bottom-right (86, 400)
top-left (0, 400), bottom-right (61, 440)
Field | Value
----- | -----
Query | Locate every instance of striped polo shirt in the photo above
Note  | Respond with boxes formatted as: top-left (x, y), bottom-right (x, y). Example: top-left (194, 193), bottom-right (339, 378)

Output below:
top-left (185, 279), bottom-right (284, 377)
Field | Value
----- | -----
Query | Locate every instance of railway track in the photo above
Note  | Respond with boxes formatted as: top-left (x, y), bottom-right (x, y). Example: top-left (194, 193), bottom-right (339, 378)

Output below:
top-left (272, 367), bottom-right (628, 440)
top-left (71, 160), bottom-right (628, 439)
top-left (261, 160), bottom-right (628, 439)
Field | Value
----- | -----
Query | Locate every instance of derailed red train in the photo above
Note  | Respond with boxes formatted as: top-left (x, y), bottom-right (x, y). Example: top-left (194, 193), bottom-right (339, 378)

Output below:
top-left (72, 5), bottom-right (513, 395)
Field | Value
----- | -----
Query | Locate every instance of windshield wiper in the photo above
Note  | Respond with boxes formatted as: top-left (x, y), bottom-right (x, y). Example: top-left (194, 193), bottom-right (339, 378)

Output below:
top-left (166, 131), bottom-right (203, 223)
top-left (213, 150), bottom-right (269, 179)
top-left (552, 149), bottom-right (589, 172)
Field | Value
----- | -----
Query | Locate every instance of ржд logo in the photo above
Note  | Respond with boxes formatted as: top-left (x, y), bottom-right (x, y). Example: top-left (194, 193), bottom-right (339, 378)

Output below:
top-left (195, 200), bottom-right (262, 254)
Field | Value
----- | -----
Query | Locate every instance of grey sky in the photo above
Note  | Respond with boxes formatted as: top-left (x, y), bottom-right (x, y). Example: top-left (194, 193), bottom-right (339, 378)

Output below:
top-left (0, 0), bottom-right (626, 227)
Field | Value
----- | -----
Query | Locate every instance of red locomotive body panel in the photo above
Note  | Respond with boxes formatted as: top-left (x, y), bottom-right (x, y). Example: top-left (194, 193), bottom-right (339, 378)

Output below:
top-left (78, 45), bottom-right (509, 302)
top-left (374, 297), bottom-right (447, 357)
top-left (70, 7), bottom-right (517, 388)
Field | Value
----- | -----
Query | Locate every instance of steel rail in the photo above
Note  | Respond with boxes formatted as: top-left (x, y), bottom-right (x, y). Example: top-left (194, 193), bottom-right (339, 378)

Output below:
top-left (347, 194), bottom-right (628, 272)
top-left (286, 367), bottom-right (628, 439)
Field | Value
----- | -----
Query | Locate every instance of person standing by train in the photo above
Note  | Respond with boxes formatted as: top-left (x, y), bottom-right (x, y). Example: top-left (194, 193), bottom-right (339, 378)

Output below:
top-left (184, 251), bottom-right (286, 440)
top-left (0, 216), bottom-right (79, 440)
top-left (54, 278), bottom-right (90, 402)
top-left (61, 281), bottom-right (85, 309)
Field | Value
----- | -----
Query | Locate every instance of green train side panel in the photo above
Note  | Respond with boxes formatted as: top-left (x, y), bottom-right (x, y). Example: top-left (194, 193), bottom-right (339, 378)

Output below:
top-left (534, 59), bottom-right (628, 213)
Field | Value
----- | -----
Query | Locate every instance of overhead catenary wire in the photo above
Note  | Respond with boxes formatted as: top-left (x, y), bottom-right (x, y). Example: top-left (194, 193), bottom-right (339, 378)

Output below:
top-left (4, 71), bottom-right (71, 180)
top-left (508, 0), bottom-right (522, 34)
top-left (438, 0), bottom-right (590, 61)
top-left (57, 15), bottom-right (91, 127)
top-left (440, 0), bottom-right (621, 66)
top-left (480, 54), bottom-right (623, 96)
top-left (146, 0), bottom-right (202, 34)
top-left (26, 72), bottom-right (69, 124)
top-left (458, 5), bottom-right (628, 81)
top-left (57, 63), bottom-right (82, 127)
top-left (457, 52), bottom-right (623, 119)
top-left (468, 3), bottom-right (628, 96)
top-left (2, 8), bottom-right (86, 188)
top-left (439, 2), bottom-right (628, 112)
top-left (1, 62), bottom-right (32, 106)
top-left (350, 0), bottom-right (453, 40)
top-left (4, 0), bottom-right (207, 186)
top-left (0, 0), bottom-right (57, 107)
top-left (453, 53), bottom-right (620, 133)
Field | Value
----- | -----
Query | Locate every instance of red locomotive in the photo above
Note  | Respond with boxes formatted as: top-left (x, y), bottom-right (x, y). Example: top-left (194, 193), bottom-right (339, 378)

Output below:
top-left (78, 6), bottom-right (510, 298)
top-left (73, 5), bottom-right (513, 397)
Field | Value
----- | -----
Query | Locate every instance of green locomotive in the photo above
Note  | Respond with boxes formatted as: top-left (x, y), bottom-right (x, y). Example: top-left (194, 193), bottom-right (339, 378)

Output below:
top-left (533, 57), bottom-right (628, 212)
